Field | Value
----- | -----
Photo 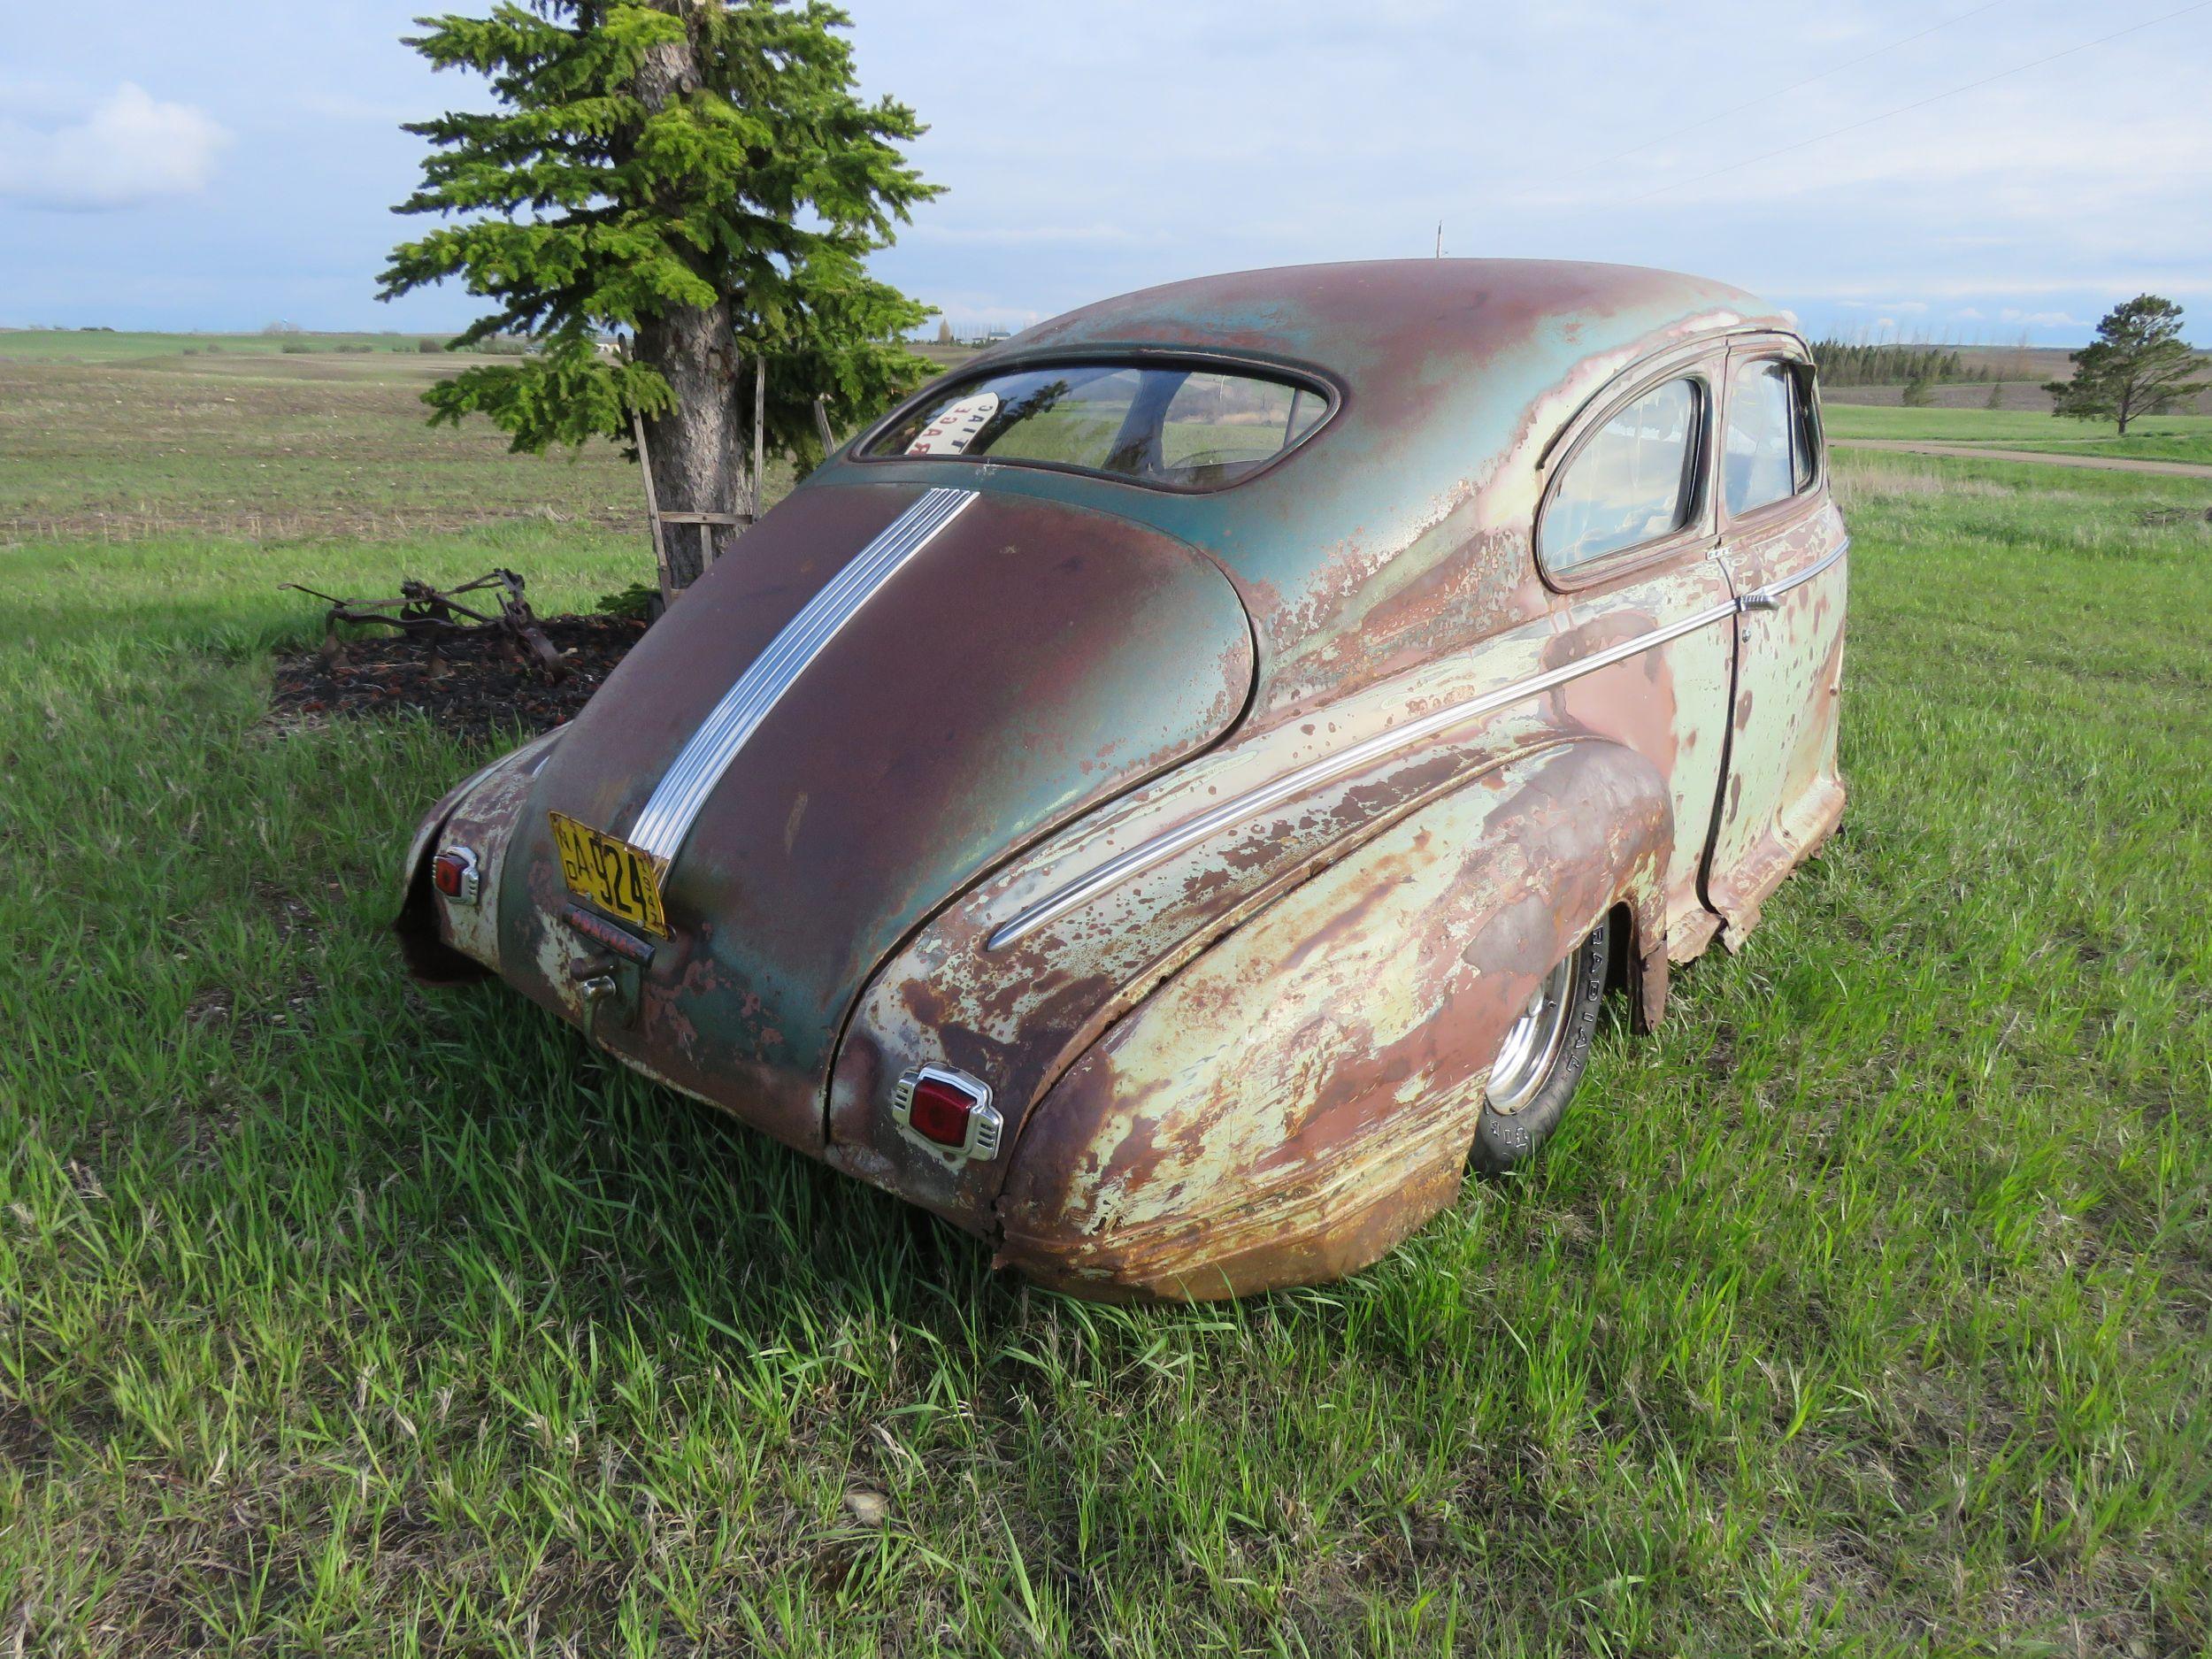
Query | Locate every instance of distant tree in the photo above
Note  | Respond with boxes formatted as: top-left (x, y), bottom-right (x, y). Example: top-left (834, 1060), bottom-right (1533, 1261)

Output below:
top-left (1901, 377), bottom-right (1933, 408)
top-left (380, 0), bottom-right (941, 588)
top-left (1985, 381), bottom-right (2003, 411)
top-left (2044, 296), bottom-right (2209, 435)
top-left (1809, 338), bottom-right (1981, 390)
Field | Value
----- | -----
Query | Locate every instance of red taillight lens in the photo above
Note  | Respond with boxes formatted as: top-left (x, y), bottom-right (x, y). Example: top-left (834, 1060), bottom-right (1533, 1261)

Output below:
top-left (907, 1077), bottom-right (976, 1148)
top-left (892, 1064), bottom-right (1002, 1164)
top-left (431, 847), bottom-right (479, 902)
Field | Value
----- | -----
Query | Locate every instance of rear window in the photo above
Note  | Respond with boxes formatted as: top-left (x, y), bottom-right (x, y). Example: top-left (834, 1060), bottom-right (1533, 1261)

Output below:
top-left (866, 361), bottom-right (1330, 489)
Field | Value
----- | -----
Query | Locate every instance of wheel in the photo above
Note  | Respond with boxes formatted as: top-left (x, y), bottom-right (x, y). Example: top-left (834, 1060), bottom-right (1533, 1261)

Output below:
top-left (1468, 916), bottom-right (1610, 1174)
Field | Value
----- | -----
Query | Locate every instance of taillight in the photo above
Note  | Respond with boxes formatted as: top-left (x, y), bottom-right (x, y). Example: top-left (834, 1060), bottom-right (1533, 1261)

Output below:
top-left (891, 1064), bottom-right (1002, 1164)
top-left (432, 846), bottom-right (480, 905)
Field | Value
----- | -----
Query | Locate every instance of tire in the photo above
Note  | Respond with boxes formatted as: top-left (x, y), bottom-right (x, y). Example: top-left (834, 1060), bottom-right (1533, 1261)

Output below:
top-left (1467, 916), bottom-right (1610, 1175)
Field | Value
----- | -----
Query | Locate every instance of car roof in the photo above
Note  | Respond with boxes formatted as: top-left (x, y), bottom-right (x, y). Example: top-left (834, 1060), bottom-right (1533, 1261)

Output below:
top-left (832, 260), bottom-right (1797, 644)
top-left (979, 258), bottom-right (1792, 390)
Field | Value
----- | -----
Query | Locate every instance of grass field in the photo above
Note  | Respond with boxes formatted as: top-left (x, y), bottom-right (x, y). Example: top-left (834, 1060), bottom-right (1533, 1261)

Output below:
top-left (0, 330), bottom-right (450, 364)
top-left (1823, 403), bottom-right (2212, 465)
top-left (3, 345), bottom-right (2209, 1655)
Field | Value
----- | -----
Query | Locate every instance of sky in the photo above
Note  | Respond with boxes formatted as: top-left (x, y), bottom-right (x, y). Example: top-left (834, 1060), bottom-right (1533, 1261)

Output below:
top-left (2, 0), bottom-right (2208, 346)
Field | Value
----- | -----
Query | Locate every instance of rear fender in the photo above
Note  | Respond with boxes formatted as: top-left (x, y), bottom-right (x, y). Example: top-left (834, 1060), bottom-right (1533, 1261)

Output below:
top-left (995, 738), bottom-right (1671, 1300)
top-left (393, 728), bottom-right (565, 982)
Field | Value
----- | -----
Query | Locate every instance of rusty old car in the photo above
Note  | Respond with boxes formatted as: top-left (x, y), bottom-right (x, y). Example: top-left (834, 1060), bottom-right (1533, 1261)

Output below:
top-left (398, 259), bottom-right (1848, 1300)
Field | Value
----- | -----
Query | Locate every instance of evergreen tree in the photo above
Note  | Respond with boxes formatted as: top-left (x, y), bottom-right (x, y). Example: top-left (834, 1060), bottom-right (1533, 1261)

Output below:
top-left (2044, 296), bottom-right (2208, 436)
top-left (380, 0), bottom-right (941, 587)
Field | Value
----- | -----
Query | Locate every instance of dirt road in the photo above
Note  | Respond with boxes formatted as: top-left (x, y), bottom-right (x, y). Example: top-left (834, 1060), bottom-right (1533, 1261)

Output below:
top-left (1832, 438), bottom-right (2212, 478)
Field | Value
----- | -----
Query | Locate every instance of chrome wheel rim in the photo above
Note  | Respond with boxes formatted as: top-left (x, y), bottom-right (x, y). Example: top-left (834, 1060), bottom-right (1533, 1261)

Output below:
top-left (1484, 956), bottom-right (1577, 1116)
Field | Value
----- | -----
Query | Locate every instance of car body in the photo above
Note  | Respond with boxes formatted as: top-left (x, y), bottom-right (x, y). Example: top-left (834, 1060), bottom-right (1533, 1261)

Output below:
top-left (397, 259), bottom-right (1848, 1301)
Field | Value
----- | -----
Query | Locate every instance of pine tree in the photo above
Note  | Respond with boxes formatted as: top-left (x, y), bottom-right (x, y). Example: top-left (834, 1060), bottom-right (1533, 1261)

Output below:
top-left (2044, 296), bottom-right (2209, 437)
top-left (380, 0), bottom-right (941, 588)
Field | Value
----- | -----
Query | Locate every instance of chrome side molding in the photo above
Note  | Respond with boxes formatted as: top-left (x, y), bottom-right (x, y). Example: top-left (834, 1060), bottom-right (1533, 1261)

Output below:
top-left (985, 537), bottom-right (1849, 950)
top-left (1740, 536), bottom-right (1850, 611)
top-left (987, 597), bottom-right (1737, 949)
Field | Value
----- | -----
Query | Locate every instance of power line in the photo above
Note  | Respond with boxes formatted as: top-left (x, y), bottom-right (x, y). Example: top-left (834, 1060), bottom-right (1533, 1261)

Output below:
top-left (1563, 0), bottom-right (2009, 182)
top-left (1627, 0), bottom-right (2212, 203)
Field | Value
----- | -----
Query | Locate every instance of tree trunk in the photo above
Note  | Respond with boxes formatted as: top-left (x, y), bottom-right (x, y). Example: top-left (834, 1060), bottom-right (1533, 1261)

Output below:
top-left (632, 4), bottom-right (744, 591)
top-left (636, 306), bottom-right (744, 590)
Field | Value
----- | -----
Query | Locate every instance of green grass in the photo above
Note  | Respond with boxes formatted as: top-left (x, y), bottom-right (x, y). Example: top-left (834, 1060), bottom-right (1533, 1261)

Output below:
top-left (1824, 403), bottom-right (2212, 465)
top-left (3, 358), bottom-right (2210, 1653)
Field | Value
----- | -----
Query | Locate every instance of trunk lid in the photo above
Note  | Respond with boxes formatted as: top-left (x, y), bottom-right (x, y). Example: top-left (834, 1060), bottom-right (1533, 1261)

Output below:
top-left (493, 481), bottom-right (1255, 1148)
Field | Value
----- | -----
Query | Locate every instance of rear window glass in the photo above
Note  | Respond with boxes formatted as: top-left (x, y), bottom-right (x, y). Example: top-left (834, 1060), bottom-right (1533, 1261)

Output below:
top-left (867, 362), bottom-right (1329, 489)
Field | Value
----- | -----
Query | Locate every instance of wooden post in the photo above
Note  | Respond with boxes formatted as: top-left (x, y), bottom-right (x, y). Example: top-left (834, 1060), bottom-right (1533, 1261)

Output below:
top-left (629, 406), bottom-right (676, 608)
top-left (752, 354), bottom-right (767, 518)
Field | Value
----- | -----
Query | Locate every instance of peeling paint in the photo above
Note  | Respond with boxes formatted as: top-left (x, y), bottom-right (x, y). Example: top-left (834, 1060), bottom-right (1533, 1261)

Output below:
top-left (399, 259), bottom-right (1847, 1301)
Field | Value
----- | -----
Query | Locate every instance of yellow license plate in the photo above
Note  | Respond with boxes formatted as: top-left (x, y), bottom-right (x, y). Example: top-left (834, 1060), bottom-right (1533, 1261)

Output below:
top-left (549, 810), bottom-right (670, 938)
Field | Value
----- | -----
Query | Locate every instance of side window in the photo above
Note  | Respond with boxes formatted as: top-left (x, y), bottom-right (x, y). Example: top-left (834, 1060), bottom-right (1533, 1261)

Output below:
top-left (1724, 359), bottom-right (1816, 515)
top-left (1159, 372), bottom-right (1328, 480)
top-left (1540, 377), bottom-right (1704, 575)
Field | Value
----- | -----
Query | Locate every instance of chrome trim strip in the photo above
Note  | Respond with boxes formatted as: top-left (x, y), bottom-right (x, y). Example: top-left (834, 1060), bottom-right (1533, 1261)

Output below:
top-left (987, 596), bottom-right (1739, 949)
top-left (1745, 534), bottom-right (1849, 606)
top-left (626, 486), bottom-right (978, 861)
top-left (985, 535), bottom-right (1849, 950)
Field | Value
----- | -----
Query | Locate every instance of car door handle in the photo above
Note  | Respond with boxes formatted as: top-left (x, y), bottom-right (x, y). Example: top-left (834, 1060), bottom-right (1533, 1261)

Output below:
top-left (1740, 590), bottom-right (1780, 612)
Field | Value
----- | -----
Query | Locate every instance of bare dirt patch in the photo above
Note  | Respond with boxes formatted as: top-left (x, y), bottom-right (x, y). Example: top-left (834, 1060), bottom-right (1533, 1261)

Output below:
top-left (270, 612), bottom-right (643, 739)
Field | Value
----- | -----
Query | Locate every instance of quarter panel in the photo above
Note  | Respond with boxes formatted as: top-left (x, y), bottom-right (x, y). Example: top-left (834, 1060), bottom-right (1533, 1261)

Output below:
top-left (831, 561), bottom-right (1740, 1225)
top-left (994, 741), bottom-right (1671, 1300)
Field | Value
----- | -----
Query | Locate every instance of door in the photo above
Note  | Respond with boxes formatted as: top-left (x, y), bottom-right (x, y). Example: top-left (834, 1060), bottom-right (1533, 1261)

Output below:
top-left (1536, 348), bottom-right (1740, 958)
top-left (1707, 342), bottom-right (1850, 933)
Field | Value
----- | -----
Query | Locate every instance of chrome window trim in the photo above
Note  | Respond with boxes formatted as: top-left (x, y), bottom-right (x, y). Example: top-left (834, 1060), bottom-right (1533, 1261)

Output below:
top-left (626, 487), bottom-right (978, 862)
top-left (984, 536), bottom-right (1849, 951)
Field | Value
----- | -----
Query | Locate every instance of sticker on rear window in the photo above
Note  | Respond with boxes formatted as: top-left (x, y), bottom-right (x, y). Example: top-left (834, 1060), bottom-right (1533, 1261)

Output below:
top-left (905, 391), bottom-right (999, 456)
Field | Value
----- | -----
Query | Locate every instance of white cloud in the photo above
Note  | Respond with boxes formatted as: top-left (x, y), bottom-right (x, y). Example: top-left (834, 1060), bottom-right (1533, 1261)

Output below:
top-left (2000, 308), bottom-right (2081, 327)
top-left (0, 82), bottom-right (229, 211)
